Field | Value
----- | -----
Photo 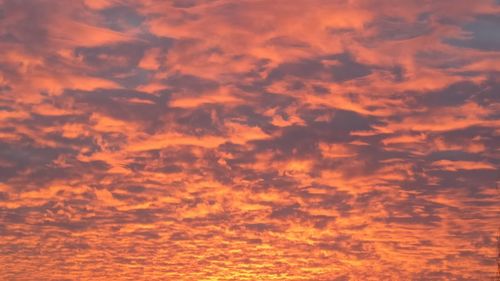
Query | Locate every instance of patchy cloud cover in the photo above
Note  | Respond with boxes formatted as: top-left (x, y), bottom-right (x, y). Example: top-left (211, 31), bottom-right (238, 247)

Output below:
top-left (0, 0), bottom-right (499, 280)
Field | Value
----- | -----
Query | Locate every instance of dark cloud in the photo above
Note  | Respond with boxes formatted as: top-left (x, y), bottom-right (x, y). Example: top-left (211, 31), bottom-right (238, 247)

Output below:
top-left (445, 14), bottom-right (500, 51)
top-left (268, 53), bottom-right (372, 83)
top-left (100, 5), bottom-right (145, 31)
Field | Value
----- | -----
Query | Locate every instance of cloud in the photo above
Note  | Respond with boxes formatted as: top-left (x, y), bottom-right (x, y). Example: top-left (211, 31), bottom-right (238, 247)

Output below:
top-left (445, 14), bottom-right (500, 51)
top-left (0, 0), bottom-right (499, 280)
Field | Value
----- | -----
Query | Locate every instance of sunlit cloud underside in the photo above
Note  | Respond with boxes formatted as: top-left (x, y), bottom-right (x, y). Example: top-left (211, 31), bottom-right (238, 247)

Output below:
top-left (0, 0), bottom-right (499, 280)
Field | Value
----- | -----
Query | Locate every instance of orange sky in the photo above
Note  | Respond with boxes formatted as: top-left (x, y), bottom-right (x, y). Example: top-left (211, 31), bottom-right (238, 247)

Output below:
top-left (0, 0), bottom-right (499, 280)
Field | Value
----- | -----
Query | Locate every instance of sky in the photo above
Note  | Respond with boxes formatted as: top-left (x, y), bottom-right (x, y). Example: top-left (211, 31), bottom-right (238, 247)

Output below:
top-left (0, 0), bottom-right (499, 280)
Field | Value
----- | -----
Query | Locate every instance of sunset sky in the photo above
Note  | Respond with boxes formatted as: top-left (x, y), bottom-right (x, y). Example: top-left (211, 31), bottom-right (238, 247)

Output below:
top-left (0, 0), bottom-right (499, 280)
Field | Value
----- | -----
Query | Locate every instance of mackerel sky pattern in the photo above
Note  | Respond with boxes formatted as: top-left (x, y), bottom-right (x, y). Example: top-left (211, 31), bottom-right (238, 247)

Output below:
top-left (0, 0), bottom-right (499, 280)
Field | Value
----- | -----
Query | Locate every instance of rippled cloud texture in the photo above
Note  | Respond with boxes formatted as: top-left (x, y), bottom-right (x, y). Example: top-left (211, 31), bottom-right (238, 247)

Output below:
top-left (1, 0), bottom-right (499, 280)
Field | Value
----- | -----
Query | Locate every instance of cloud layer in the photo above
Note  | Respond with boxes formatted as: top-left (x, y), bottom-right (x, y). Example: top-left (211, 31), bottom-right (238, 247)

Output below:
top-left (0, 0), bottom-right (499, 280)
